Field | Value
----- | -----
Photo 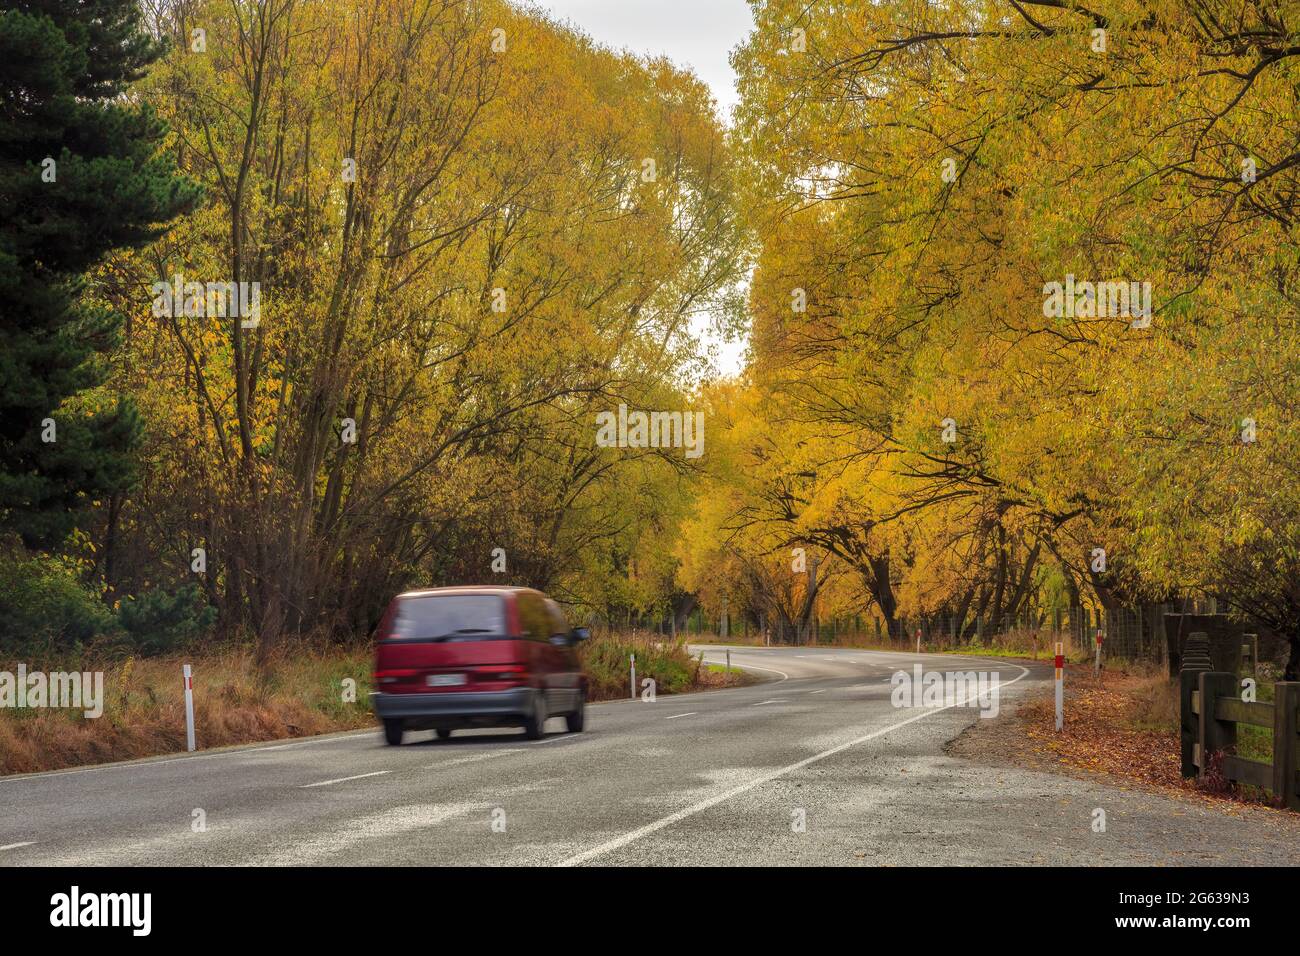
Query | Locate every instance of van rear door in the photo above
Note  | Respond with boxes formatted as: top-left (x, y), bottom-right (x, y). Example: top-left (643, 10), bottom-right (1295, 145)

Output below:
top-left (375, 593), bottom-right (524, 692)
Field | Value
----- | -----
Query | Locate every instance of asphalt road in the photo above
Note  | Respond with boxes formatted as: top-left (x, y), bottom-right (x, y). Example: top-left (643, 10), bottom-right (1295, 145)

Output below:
top-left (2, 646), bottom-right (1296, 866)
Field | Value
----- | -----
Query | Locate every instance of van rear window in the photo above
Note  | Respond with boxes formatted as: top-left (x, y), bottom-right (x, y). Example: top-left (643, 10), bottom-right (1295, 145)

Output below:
top-left (388, 595), bottom-right (508, 641)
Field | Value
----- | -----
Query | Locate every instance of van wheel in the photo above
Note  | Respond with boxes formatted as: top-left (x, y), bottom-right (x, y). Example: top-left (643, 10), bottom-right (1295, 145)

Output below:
top-left (436, 728), bottom-right (453, 740)
top-left (523, 691), bottom-right (547, 740)
top-left (566, 689), bottom-right (586, 733)
top-left (383, 719), bottom-right (404, 746)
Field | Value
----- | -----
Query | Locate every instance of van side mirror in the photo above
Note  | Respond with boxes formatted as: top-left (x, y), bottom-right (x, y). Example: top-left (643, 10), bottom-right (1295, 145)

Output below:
top-left (572, 626), bottom-right (590, 643)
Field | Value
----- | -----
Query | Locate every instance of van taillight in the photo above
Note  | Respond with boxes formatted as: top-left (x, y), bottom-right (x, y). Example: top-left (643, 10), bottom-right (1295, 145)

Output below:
top-left (476, 665), bottom-right (527, 683)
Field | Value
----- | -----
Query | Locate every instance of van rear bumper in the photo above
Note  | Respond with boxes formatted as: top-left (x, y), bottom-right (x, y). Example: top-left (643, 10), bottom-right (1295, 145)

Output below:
top-left (372, 688), bottom-right (534, 722)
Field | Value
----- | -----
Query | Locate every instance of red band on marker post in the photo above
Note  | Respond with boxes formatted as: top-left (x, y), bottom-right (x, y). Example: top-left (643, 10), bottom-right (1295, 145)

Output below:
top-left (1054, 655), bottom-right (1064, 669)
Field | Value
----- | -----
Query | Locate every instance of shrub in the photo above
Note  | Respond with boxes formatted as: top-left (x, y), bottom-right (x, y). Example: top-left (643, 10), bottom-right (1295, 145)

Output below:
top-left (116, 584), bottom-right (217, 655)
top-left (0, 552), bottom-right (114, 653)
top-left (579, 630), bottom-right (696, 700)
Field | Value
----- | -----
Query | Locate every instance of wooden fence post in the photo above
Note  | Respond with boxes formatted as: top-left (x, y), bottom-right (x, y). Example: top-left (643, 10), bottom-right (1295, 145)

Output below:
top-left (1272, 682), bottom-right (1300, 811)
top-left (1179, 668), bottom-right (1199, 777)
top-left (1197, 672), bottom-right (1237, 781)
top-left (1240, 634), bottom-right (1258, 677)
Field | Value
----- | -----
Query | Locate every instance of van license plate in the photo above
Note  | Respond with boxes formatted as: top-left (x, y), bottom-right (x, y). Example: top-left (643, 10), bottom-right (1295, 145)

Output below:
top-left (427, 673), bottom-right (467, 687)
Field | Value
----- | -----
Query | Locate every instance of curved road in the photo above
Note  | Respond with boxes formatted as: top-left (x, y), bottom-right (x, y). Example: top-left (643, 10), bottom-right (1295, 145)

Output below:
top-left (1, 647), bottom-right (1295, 865)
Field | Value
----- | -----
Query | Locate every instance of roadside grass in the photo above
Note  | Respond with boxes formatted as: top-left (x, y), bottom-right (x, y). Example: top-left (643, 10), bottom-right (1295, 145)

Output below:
top-left (937, 628), bottom-right (1101, 664)
top-left (1123, 665), bottom-right (1180, 732)
top-left (579, 629), bottom-right (755, 699)
top-left (1, 629), bottom-right (758, 775)
top-left (697, 662), bottom-right (762, 688)
top-left (1237, 681), bottom-right (1275, 762)
top-left (0, 644), bottom-right (376, 776)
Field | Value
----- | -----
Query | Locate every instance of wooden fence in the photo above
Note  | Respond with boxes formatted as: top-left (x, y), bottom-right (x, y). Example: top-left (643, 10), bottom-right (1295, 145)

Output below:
top-left (1180, 669), bottom-right (1300, 810)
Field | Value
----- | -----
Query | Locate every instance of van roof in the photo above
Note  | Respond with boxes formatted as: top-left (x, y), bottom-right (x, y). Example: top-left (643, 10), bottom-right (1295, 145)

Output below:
top-left (394, 585), bottom-right (532, 599)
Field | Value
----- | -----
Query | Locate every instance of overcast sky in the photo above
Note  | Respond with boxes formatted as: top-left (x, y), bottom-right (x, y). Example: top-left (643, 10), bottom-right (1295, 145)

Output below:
top-left (532, 0), bottom-right (754, 116)
top-left (531, 2), bottom-right (754, 377)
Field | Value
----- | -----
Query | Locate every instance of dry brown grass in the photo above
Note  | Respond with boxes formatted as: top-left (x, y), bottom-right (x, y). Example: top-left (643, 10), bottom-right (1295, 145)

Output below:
top-left (1122, 663), bottom-right (1181, 731)
top-left (0, 644), bottom-right (375, 775)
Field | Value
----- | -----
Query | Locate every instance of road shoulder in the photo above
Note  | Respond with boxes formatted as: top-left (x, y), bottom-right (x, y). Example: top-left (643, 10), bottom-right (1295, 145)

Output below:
top-left (945, 663), bottom-right (1300, 829)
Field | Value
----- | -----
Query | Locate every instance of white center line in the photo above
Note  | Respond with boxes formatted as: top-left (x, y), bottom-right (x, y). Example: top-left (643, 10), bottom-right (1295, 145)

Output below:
top-left (808, 689), bottom-right (826, 695)
top-left (532, 733), bottom-right (580, 745)
top-left (753, 699), bottom-right (787, 706)
top-left (0, 842), bottom-right (36, 852)
top-left (558, 659), bottom-right (1030, 867)
top-left (300, 770), bottom-right (391, 789)
top-left (424, 749), bottom-right (523, 769)
top-left (665, 712), bottom-right (696, 719)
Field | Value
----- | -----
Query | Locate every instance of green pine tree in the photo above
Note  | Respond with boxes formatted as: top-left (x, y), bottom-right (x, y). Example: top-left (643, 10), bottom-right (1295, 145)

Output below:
top-left (0, 0), bottom-right (200, 547)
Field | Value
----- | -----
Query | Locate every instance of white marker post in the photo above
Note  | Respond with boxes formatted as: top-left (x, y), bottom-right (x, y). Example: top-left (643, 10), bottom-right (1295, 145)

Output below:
top-left (1054, 642), bottom-right (1064, 731)
top-left (1094, 628), bottom-right (1104, 677)
top-left (915, 628), bottom-right (921, 654)
top-left (630, 653), bottom-right (636, 700)
top-left (182, 663), bottom-right (196, 752)
top-left (726, 648), bottom-right (731, 675)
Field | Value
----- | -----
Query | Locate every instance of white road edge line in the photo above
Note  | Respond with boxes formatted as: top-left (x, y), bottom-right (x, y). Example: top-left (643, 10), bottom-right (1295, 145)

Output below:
top-left (0, 842), bottom-right (36, 852)
top-left (557, 658), bottom-right (1030, 867)
top-left (0, 729), bottom-right (381, 784)
top-left (300, 770), bottom-right (391, 789)
top-left (665, 712), bottom-right (696, 719)
top-left (752, 699), bottom-right (787, 706)
top-left (699, 657), bottom-right (790, 683)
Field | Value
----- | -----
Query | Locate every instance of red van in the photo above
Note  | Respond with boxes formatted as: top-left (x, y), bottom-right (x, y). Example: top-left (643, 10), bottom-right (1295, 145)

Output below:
top-left (371, 586), bottom-right (589, 745)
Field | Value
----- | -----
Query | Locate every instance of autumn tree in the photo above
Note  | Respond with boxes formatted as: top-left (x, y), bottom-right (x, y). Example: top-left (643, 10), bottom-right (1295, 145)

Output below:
top-left (92, 0), bottom-right (743, 649)
top-left (729, 0), bottom-right (1300, 670)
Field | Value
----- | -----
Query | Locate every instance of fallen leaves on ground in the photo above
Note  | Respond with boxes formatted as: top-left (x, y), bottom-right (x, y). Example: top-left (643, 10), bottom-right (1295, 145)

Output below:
top-left (949, 663), bottom-right (1294, 815)
top-left (1020, 667), bottom-right (1181, 790)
